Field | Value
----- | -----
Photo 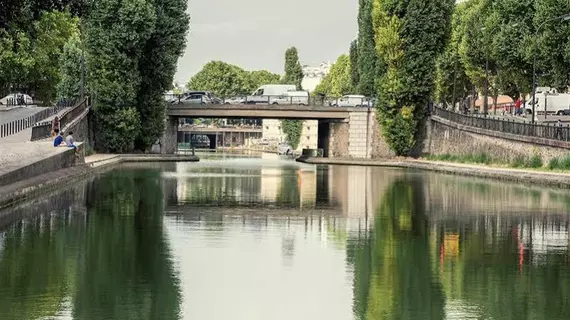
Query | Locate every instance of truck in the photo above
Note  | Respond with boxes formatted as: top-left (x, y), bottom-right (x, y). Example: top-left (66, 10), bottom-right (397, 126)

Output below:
top-left (525, 93), bottom-right (570, 115)
top-left (245, 84), bottom-right (296, 104)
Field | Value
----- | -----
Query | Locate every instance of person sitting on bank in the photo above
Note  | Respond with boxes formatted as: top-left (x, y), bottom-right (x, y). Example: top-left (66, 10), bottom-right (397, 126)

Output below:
top-left (53, 132), bottom-right (64, 147)
top-left (65, 131), bottom-right (76, 149)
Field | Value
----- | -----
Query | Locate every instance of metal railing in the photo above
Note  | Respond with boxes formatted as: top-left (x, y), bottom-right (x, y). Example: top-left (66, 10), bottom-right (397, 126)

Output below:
top-left (30, 97), bottom-right (89, 141)
top-left (0, 101), bottom-right (77, 138)
top-left (166, 93), bottom-right (375, 108)
top-left (433, 107), bottom-right (570, 142)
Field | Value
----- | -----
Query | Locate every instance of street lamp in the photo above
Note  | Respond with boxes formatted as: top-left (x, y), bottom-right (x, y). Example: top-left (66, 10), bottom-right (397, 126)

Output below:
top-left (531, 13), bottom-right (570, 123)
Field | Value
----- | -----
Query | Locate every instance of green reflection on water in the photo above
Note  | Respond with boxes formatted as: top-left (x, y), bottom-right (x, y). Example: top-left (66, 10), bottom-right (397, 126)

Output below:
top-left (0, 168), bottom-right (181, 320)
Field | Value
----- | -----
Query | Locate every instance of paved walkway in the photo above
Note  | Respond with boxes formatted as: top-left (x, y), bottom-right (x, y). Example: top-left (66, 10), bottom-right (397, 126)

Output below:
top-left (0, 107), bottom-right (72, 174)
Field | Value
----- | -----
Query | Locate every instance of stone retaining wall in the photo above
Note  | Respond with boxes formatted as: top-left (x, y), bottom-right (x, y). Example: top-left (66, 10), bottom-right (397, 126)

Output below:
top-left (425, 116), bottom-right (570, 163)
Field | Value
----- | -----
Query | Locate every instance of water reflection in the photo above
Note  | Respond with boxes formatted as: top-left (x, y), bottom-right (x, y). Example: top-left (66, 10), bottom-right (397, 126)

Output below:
top-left (0, 156), bottom-right (569, 319)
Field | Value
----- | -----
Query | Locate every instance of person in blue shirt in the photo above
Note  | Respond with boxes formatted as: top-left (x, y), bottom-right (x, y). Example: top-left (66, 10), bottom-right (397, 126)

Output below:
top-left (53, 132), bottom-right (64, 147)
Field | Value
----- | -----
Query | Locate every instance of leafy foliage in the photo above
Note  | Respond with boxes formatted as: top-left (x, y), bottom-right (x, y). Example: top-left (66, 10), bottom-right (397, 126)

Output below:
top-left (349, 40), bottom-right (359, 90)
top-left (135, 0), bottom-right (190, 150)
top-left (373, 0), bottom-right (453, 156)
top-left (86, 0), bottom-right (156, 152)
top-left (0, 10), bottom-right (79, 101)
top-left (281, 119), bottom-right (303, 150)
top-left (314, 54), bottom-right (352, 97)
top-left (357, 0), bottom-right (378, 97)
top-left (57, 34), bottom-right (83, 101)
top-left (282, 47), bottom-right (303, 90)
top-left (188, 61), bottom-right (280, 97)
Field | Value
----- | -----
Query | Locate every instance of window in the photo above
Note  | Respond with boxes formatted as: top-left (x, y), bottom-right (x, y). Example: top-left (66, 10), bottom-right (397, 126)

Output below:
top-left (307, 126), bottom-right (310, 131)
top-left (265, 126), bottom-right (269, 130)
top-left (278, 126), bottom-right (281, 130)
top-left (306, 136), bottom-right (310, 140)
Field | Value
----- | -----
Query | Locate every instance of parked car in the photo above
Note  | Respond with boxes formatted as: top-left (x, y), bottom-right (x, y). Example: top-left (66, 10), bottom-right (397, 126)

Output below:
top-left (330, 95), bottom-right (372, 107)
top-left (224, 97), bottom-right (245, 104)
top-left (277, 142), bottom-right (293, 155)
top-left (174, 93), bottom-right (211, 105)
top-left (0, 93), bottom-right (33, 106)
top-left (270, 91), bottom-right (310, 105)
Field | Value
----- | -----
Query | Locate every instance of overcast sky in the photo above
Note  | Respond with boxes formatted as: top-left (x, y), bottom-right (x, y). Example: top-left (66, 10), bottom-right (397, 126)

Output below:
top-left (174, 0), bottom-right (359, 83)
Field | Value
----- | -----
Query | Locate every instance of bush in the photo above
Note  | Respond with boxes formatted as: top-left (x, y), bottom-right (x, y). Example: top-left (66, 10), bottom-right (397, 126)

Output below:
top-left (510, 156), bottom-right (526, 168)
top-left (527, 154), bottom-right (543, 169)
top-left (548, 155), bottom-right (570, 170)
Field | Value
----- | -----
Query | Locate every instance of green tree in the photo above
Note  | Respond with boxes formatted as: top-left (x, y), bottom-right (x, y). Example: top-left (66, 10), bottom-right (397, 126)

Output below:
top-left (282, 47), bottom-right (303, 90)
top-left (135, 0), bottom-right (190, 151)
top-left (314, 54), bottom-right (352, 97)
top-left (357, 0), bottom-right (378, 97)
top-left (349, 40), bottom-right (360, 91)
top-left (188, 61), bottom-right (249, 98)
top-left (56, 34), bottom-right (83, 101)
top-left (373, 0), bottom-right (453, 155)
top-left (281, 47), bottom-right (304, 148)
top-left (435, 2), bottom-right (473, 107)
top-left (534, 0), bottom-right (570, 90)
top-left (245, 70), bottom-right (281, 93)
top-left (86, 0), bottom-right (157, 152)
top-left (0, 10), bottom-right (79, 101)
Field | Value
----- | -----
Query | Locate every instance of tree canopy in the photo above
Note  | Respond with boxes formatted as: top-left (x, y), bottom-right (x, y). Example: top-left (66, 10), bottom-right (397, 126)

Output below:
top-left (282, 47), bottom-right (304, 90)
top-left (314, 54), bottom-right (352, 97)
top-left (187, 61), bottom-right (280, 97)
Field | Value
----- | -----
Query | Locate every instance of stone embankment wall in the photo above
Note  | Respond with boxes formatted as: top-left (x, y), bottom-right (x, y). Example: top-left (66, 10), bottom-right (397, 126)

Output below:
top-left (327, 109), bottom-right (394, 159)
top-left (425, 116), bottom-right (570, 163)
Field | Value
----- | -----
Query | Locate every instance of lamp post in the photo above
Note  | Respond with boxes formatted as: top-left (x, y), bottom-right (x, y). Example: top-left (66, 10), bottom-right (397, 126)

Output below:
top-left (531, 13), bottom-right (570, 124)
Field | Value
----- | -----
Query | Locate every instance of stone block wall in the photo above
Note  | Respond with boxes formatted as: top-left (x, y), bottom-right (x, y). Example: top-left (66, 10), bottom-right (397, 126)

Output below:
top-left (425, 117), bottom-right (570, 163)
top-left (328, 122), bottom-right (349, 158)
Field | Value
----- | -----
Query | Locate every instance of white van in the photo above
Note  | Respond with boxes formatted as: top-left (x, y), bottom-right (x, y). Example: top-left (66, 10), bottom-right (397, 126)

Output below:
top-left (270, 91), bottom-right (310, 105)
top-left (525, 93), bottom-right (570, 115)
top-left (246, 84), bottom-right (297, 104)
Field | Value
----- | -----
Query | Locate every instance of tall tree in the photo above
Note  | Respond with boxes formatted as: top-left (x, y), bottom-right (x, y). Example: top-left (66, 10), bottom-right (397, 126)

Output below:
top-left (56, 34), bottom-right (83, 101)
top-left (86, 0), bottom-right (156, 153)
top-left (357, 0), bottom-right (378, 97)
top-left (135, 0), bottom-right (190, 151)
top-left (373, 0), bottom-right (454, 155)
top-left (435, 2), bottom-right (473, 107)
top-left (349, 40), bottom-right (360, 92)
top-left (282, 47), bottom-right (303, 90)
top-left (188, 61), bottom-right (249, 98)
top-left (314, 54), bottom-right (352, 97)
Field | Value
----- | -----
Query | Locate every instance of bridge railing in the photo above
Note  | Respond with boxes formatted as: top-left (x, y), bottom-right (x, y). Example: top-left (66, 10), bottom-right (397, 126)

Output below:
top-left (166, 93), bottom-right (375, 107)
top-left (433, 107), bottom-right (570, 142)
top-left (0, 101), bottom-right (75, 138)
top-left (30, 97), bottom-right (90, 141)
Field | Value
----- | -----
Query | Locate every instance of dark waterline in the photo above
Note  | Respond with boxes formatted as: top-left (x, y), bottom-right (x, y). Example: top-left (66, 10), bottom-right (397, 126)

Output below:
top-left (1, 153), bottom-right (570, 319)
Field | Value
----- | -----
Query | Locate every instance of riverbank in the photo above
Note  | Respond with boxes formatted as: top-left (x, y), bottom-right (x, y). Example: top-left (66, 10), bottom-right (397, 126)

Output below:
top-left (297, 157), bottom-right (570, 188)
top-left (0, 153), bottom-right (199, 209)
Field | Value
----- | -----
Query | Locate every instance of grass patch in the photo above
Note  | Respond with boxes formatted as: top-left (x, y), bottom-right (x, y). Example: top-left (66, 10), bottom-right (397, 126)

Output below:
top-left (426, 153), bottom-right (546, 169)
top-left (548, 155), bottom-right (570, 170)
top-left (426, 152), bottom-right (493, 165)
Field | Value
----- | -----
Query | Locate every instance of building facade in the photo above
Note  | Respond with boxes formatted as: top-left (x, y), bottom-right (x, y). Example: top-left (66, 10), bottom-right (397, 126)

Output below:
top-left (301, 62), bottom-right (332, 92)
top-left (262, 119), bottom-right (318, 151)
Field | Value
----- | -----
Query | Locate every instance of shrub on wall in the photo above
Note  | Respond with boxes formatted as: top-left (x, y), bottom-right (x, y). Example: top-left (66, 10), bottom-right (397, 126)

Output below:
top-left (281, 120), bottom-right (303, 150)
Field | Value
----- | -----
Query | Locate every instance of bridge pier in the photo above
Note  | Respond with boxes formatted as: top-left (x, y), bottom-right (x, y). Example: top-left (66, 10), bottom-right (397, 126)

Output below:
top-left (161, 117), bottom-right (178, 154)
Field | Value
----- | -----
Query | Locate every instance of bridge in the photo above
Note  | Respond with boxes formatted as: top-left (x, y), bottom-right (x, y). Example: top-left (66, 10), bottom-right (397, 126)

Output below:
top-left (167, 104), bottom-right (353, 120)
top-left (162, 103), bottom-right (379, 158)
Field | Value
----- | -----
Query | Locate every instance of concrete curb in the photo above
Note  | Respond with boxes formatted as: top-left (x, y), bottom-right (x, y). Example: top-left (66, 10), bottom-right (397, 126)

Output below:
top-left (0, 154), bottom-right (200, 209)
top-left (296, 157), bottom-right (570, 189)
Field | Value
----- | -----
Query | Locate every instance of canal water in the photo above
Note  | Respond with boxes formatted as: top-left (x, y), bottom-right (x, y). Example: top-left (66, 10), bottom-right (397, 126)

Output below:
top-left (1, 153), bottom-right (570, 320)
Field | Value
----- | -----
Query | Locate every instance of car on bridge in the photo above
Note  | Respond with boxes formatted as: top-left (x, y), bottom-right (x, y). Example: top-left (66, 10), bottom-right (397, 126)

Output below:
top-left (330, 95), bottom-right (374, 107)
top-left (224, 97), bottom-right (245, 104)
top-left (170, 91), bottom-right (222, 105)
